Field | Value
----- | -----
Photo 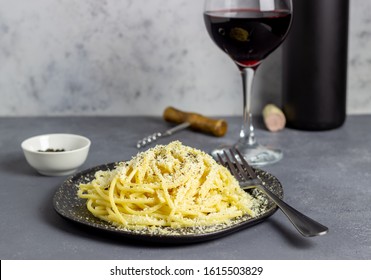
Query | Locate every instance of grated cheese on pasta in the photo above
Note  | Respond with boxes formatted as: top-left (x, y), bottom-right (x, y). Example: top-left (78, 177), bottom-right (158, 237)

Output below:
top-left (77, 141), bottom-right (260, 229)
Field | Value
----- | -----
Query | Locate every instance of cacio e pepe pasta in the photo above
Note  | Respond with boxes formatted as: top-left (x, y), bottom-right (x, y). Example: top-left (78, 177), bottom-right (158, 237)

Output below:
top-left (77, 141), bottom-right (260, 229)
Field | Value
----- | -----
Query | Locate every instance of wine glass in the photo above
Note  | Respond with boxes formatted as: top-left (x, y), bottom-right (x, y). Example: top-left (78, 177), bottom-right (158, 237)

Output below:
top-left (204, 0), bottom-right (293, 166)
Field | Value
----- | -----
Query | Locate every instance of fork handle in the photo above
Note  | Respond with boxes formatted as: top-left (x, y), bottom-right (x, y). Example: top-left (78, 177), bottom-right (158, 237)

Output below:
top-left (256, 184), bottom-right (328, 237)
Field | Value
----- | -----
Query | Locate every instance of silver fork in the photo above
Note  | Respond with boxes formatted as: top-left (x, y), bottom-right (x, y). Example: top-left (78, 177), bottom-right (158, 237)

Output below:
top-left (216, 148), bottom-right (329, 237)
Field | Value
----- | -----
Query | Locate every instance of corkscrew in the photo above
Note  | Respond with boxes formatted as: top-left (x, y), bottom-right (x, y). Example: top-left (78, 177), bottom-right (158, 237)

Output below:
top-left (136, 107), bottom-right (228, 149)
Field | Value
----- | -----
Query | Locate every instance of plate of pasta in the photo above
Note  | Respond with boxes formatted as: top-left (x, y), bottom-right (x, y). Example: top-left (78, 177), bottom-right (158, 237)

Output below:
top-left (53, 141), bottom-right (283, 244)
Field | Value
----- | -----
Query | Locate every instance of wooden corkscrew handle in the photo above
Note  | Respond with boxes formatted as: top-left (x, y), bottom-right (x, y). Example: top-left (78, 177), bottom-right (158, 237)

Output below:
top-left (163, 106), bottom-right (228, 137)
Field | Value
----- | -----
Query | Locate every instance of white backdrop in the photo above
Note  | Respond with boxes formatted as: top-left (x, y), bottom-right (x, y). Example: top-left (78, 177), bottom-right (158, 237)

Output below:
top-left (0, 0), bottom-right (369, 116)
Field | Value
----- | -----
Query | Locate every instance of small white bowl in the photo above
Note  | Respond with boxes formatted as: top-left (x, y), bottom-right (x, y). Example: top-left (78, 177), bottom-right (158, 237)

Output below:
top-left (21, 133), bottom-right (91, 176)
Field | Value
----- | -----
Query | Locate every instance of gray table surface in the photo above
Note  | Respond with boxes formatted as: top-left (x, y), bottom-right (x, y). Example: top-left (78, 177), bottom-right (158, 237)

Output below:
top-left (1, 115), bottom-right (370, 260)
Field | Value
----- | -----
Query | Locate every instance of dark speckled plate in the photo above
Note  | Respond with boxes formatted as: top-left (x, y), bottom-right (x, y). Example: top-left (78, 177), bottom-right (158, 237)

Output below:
top-left (53, 162), bottom-right (283, 244)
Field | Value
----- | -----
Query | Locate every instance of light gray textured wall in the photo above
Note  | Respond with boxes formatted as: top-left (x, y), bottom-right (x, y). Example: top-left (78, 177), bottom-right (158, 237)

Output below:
top-left (0, 0), bottom-right (370, 116)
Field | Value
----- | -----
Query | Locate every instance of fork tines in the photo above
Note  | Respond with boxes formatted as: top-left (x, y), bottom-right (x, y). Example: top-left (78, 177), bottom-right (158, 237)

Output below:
top-left (233, 148), bottom-right (258, 180)
top-left (216, 148), bottom-right (257, 183)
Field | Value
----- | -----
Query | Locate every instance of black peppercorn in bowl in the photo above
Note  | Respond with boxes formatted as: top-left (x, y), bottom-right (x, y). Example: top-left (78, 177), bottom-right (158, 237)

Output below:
top-left (21, 133), bottom-right (91, 176)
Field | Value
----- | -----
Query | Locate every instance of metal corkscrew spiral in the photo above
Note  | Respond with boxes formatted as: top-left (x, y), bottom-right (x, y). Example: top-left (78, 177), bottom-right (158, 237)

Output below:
top-left (136, 132), bottom-right (162, 149)
top-left (136, 122), bottom-right (191, 149)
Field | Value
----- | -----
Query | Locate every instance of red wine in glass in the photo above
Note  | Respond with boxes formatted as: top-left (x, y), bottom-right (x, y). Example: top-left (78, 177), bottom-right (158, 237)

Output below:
top-left (204, 9), bottom-right (292, 69)
top-left (203, 2), bottom-right (292, 166)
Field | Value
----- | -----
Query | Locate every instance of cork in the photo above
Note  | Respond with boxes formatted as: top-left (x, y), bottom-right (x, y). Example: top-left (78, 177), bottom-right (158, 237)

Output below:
top-left (262, 104), bottom-right (286, 132)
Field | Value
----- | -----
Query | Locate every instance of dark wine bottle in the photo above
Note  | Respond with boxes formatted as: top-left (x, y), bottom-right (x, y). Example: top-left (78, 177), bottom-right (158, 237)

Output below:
top-left (282, 0), bottom-right (349, 130)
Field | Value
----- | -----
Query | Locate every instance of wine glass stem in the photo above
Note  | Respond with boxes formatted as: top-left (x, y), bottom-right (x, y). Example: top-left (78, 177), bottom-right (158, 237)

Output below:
top-left (239, 67), bottom-right (256, 147)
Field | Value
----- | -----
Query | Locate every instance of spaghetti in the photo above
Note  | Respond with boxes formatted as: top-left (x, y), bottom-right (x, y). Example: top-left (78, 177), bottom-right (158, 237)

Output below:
top-left (77, 141), bottom-right (260, 229)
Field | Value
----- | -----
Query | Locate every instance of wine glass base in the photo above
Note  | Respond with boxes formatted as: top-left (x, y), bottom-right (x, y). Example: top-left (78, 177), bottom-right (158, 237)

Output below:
top-left (211, 143), bottom-right (282, 167)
